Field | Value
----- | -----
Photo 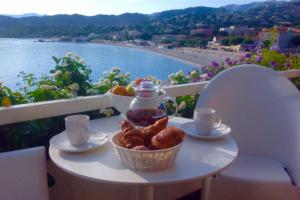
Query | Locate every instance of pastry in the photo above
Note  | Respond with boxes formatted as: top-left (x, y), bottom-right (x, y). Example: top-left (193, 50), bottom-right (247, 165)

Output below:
top-left (121, 120), bottom-right (135, 132)
top-left (151, 126), bottom-right (185, 150)
top-left (132, 145), bottom-right (150, 151)
top-left (142, 117), bottom-right (168, 146)
top-left (119, 120), bottom-right (145, 149)
top-left (117, 120), bottom-right (185, 150)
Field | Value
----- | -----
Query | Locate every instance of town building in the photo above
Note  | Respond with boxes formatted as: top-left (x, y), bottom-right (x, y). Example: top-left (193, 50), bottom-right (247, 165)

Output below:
top-left (219, 26), bottom-right (235, 34)
top-left (259, 25), bottom-right (300, 52)
top-left (152, 35), bottom-right (186, 44)
top-left (207, 36), bottom-right (241, 52)
top-left (220, 26), bottom-right (256, 36)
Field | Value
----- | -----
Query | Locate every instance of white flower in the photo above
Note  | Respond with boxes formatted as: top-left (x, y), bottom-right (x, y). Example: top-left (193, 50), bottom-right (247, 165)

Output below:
top-left (52, 70), bottom-right (62, 77)
top-left (65, 52), bottom-right (82, 62)
top-left (176, 70), bottom-right (185, 77)
top-left (74, 55), bottom-right (81, 62)
top-left (100, 108), bottom-right (114, 117)
top-left (78, 59), bottom-right (85, 65)
top-left (178, 101), bottom-right (187, 111)
top-left (68, 83), bottom-right (80, 91)
top-left (87, 89), bottom-right (99, 95)
top-left (102, 71), bottom-right (109, 75)
top-left (168, 73), bottom-right (175, 79)
top-left (61, 61), bottom-right (68, 67)
top-left (65, 52), bottom-right (74, 57)
top-left (40, 84), bottom-right (56, 90)
top-left (111, 67), bottom-right (121, 73)
top-left (125, 72), bottom-right (130, 77)
top-left (115, 75), bottom-right (123, 79)
top-left (112, 81), bottom-right (119, 86)
top-left (101, 79), bottom-right (111, 85)
top-left (171, 80), bottom-right (179, 85)
top-left (66, 92), bottom-right (76, 98)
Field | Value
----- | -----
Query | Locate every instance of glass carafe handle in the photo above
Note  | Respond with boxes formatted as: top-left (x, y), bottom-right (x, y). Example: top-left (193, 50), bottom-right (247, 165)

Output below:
top-left (162, 96), bottom-right (178, 118)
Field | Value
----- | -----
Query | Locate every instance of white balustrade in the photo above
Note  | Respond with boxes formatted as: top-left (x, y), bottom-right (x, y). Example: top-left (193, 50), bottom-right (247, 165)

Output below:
top-left (0, 69), bottom-right (299, 126)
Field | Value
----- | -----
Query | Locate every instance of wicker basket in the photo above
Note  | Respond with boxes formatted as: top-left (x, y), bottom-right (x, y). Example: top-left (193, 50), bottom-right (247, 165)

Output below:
top-left (111, 133), bottom-right (182, 171)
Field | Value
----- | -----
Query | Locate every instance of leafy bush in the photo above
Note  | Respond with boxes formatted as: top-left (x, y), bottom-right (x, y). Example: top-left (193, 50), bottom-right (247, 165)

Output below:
top-left (92, 67), bottom-right (130, 94)
top-left (14, 52), bottom-right (92, 103)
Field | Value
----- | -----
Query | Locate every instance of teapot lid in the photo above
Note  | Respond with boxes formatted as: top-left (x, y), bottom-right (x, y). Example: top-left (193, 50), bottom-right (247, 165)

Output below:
top-left (135, 81), bottom-right (158, 98)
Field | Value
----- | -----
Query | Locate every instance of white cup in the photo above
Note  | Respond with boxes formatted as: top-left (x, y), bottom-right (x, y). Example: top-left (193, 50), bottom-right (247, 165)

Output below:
top-left (65, 115), bottom-right (91, 146)
top-left (193, 108), bottom-right (221, 136)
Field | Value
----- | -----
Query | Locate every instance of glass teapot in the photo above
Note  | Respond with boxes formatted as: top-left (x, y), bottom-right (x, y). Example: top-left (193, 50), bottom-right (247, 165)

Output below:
top-left (127, 80), bottom-right (177, 127)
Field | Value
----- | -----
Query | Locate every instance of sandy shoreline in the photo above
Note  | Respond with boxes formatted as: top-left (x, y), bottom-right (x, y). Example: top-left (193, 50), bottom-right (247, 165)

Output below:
top-left (93, 40), bottom-right (242, 68)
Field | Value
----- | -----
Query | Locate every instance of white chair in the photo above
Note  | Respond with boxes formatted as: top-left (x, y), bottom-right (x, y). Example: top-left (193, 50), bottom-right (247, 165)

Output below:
top-left (0, 147), bottom-right (49, 200)
top-left (196, 65), bottom-right (300, 200)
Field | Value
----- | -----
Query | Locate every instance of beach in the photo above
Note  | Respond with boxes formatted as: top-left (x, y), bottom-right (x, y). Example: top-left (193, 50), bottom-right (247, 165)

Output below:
top-left (94, 40), bottom-right (242, 68)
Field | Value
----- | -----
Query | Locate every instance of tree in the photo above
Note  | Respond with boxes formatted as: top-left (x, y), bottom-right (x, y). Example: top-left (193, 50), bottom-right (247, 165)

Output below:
top-left (242, 38), bottom-right (254, 45)
top-left (221, 39), bottom-right (230, 46)
top-left (229, 36), bottom-right (245, 45)
top-left (140, 33), bottom-right (152, 40)
top-left (263, 40), bottom-right (271, 48)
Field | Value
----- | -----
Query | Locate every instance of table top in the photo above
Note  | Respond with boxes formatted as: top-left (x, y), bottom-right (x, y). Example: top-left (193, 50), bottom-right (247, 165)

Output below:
top-left (49, 116), bottom-right (238, 186)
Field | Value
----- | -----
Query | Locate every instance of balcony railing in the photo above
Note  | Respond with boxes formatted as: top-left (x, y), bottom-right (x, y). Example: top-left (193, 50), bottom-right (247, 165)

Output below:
top-left (0, 69), bottom-right (299, 126)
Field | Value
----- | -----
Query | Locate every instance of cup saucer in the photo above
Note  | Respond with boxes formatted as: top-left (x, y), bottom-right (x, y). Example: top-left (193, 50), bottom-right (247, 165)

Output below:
top-left (50, 131), bottom-right (108, 152)
top-left (181, 121), bottom-right (231, 140)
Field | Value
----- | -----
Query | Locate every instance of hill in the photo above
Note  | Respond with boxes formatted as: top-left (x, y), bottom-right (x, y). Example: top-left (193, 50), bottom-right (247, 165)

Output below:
top-left (0, 0), bottom-right (299, 38)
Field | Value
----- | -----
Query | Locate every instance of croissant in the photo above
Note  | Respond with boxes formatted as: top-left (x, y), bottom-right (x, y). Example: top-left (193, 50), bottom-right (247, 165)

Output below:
top-left (119, 120), bottom-right (146, 149)
top-left (121, 120), bottom-right (135, 132)
top-left (132, 145), bottom-right (150, 151)
top-left (151, 126), bottom-right (185, 150)
top-left (142, 117), bottom-right (168, 146)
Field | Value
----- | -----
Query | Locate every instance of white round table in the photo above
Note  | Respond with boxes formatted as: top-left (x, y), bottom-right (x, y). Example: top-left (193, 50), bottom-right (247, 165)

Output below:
top-left (49, 116), bottom-right (238, 200)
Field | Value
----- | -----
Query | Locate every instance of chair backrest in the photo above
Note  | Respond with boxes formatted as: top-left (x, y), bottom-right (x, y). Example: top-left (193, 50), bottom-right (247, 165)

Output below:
top-left (0, 147), bottom-right (49, 200)
top-left (196, 64), bottom-right (300, 185)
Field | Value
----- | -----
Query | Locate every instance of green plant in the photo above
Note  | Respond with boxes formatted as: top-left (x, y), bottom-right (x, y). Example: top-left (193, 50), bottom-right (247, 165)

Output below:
top-left (2, 49), bottom-right (300, 152)
top-left (16, 53), bottom-right (93, 102)
top-left (0, 82), bottom-right (27, 107)
top-left (92, 67), bottom-right (130, 94)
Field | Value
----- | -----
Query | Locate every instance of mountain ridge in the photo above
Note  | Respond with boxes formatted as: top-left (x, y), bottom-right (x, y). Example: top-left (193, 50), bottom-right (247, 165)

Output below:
top-left (0, 0), bottom-right (299, 38)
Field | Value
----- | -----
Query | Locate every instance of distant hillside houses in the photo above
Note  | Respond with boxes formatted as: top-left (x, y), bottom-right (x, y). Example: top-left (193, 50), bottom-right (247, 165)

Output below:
top-left (219, 26), bottom-right (256, 36)
top-left (259, 23), bottom-right (300, 52)
top-left (207, 36), bottom-right (241, 52)
top-left (152, 35), bottom-right (186, 44)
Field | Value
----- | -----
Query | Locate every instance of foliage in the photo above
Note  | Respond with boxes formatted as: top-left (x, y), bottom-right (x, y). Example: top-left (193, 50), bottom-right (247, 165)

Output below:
top-left (220, 36), bottom-right (252, 46)
top-left (92, 67), bottom-right (130, 94)
top-left (263, 40), bottom-right (271, 48)
top-left (178, 38), bottom-right (208, 48)
top-left (1, 49), bottom-right (300, 152)
top-left (15, 53), bottom-right (92, 103)
top-left (0, 82), bottom-right (27, 107)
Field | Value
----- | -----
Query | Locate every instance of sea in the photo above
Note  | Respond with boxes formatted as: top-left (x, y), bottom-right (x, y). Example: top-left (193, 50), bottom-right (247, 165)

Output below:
top-left (0, 38), bottom-right (196, 89)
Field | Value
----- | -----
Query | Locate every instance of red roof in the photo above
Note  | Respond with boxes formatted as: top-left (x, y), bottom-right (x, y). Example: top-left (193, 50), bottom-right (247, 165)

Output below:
top-left (261, 27), bottom-right (300, 34)
top-left (291, 28), bottom-right (300, 33)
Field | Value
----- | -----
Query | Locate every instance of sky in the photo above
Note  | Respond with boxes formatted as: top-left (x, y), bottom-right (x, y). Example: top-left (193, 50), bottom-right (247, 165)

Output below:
top-left (0, 0), bottom-right (282, 16)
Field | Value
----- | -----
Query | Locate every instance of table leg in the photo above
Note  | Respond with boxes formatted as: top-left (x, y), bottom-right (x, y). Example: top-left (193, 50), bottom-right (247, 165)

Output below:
top-left (135, 185), bottom-right (154, 200)
top-left (201, 176), bottom-right (212, 200)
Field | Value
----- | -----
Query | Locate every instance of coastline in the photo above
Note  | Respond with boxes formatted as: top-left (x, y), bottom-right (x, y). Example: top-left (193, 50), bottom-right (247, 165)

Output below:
top-left (91, 40), bottom-right (242, 68)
